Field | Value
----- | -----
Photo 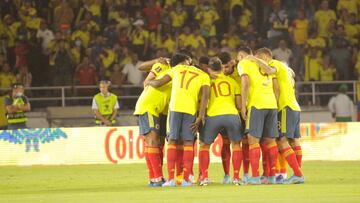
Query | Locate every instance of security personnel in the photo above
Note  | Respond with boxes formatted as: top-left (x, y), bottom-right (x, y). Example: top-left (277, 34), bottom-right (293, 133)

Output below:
top-left (92, 80), bottom-right (119, 126)
top-left (5, 83), bottom-right (31, 129)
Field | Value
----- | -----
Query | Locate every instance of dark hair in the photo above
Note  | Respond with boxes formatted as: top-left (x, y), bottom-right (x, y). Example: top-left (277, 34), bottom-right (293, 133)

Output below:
top-left (199, 56), bottom-right (209, 65)
top-left (208, 57), bottom-right (222, 71)
top-left (178, 48), bottom-right (193, 59)
top-left (238, 46), bottom-right (253, 55)
top-left (255, 47), bottom-right (272, 58)
top-left (218, 51), bottom-right (232, 64)
top-left (170, 53), bottom-right (190, 67)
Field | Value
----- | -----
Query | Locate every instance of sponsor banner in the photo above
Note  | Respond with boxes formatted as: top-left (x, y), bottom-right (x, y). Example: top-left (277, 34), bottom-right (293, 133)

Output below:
top-left (0, 123), bottom-right (359, 165)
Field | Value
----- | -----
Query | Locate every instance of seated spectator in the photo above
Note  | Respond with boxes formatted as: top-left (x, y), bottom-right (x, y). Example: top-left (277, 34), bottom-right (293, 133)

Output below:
top-left (16, 65), bottom-right (32, 87)
top-left (122, 52), bottom-right (144, 86)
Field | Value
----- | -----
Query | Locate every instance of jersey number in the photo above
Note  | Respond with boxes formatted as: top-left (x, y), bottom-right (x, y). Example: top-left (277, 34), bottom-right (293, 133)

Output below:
top-left (211, 81), bottom-right (231, 97)
top-left (180, 70), bottom-right (199, 89)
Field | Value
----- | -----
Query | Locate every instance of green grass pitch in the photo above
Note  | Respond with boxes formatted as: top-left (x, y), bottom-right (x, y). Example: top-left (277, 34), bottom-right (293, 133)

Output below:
top-left (0, 161), bottom-right (359, 203)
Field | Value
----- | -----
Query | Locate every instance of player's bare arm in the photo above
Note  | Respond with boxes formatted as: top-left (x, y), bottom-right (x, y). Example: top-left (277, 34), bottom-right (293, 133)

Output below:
top-left (246, 55), bottom-right (277, 75)
top-left (273, 78), bottom-right (280, 101)
top-left (138, 57), bottom-right (170, 71)
top-left (235, 94), bottom-right (242, 112)
top-left (143, 72), bottom-right (156, 87)
top-left (241, 75), bottom-right (249, 120)
top-left (191, 85), bottom-right (210, 133)
top-left (146, 74), bottom-right (172, 87)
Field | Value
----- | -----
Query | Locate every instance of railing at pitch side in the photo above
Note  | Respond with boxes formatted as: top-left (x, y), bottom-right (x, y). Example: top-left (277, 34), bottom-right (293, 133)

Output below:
top-left (0, 81), bottom-right (358, 107)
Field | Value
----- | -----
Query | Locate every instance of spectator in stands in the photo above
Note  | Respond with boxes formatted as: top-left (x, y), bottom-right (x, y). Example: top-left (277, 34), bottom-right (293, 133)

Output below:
top-left (110, 63), bottom-right (124, 97)
top-left (290, 9), bottom-right (309, 73)
top-left (329, 38), bottom-right (352, 80)
top-left (314, 0), bottom-right (337, 38)
top-left (5, 83), bottom-right (31, 130)
top-left (14, 39), bottom-right (28, 70)
top-left (328, 84), bottom-right (354, 122)
top-left (272, 39), bottom-right (293, 65)
top-left (53, 1), bottom-right (74, 30)
top-left (130, 19), bottom-right (149, 59)
top-left (36, 21), bottom-right (54, 55)
top-left (170, 2), bottom-right (188, 34)
top-left (74, 56), bottom-right (98, 86)
top-left (267, 0), bottom-right (289, 48)
top-left (195, 1), bottom-right (219, 39)
top-left (92, 80), bottom-right (119, 126)
top-left (16, 65), bottom-right (32, 87)
top-left (51, 40), bottom-right (73, 85)
top-left (122, 52), bottom-right (144, 86)
top-left (143, 0), bottom-right (162, 32)
top-left (0, 63), bottom-right (16, 88)
top-left (304, 47), bottom-right (321, 81)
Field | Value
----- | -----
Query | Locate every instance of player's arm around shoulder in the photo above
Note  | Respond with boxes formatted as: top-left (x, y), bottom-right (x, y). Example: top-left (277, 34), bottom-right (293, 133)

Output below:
top-left (145, 69), bottom-right (173, 88)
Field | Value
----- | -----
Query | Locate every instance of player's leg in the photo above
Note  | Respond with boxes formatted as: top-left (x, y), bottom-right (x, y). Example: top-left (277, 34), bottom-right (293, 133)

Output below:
top-left (138, 113), bottom-right (162, 186)
top-left (199, 116), bottom-right (225, 185)
top-left (223, 114), bottom-right (243, 185)
top-left (289, 112), bottom-right (302, 168)
top-left (175, 140), bottom-right (184, 183)
top-left (262, 109), bottom-right (280, 184)
top-left (220, 129), bottom-right (231, 183)
top-left (245, 107), bottom-right (265, 185)
top-left (277, 108), bottom-right (304, 184)
top-left (180, 113), bottom-right (197, 186)
top-left (162, 111), bottom-right (182, 187)
top-left (241, 135), bottom-right (250, 181)
top-left (159, 114), bottom-right (167, 167)
top-left (260, 139), bottom-right (270, 184)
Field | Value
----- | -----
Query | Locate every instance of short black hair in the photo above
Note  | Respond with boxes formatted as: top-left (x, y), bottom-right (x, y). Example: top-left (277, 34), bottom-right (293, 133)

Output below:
top-left (218, 52), bottom-right (232, 64)
top-left (199, 56), bottom-right (209, 65)
top-left (208, 57), bottom-right (222, 71)
top-left (238, 46), bottom-right (253, 55)
top-left (170, 53), bottom-right (190, 67)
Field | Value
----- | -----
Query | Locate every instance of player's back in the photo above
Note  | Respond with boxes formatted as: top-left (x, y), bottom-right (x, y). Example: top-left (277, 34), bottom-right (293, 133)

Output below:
top-left (269, 59), bottom-right (300, 111)
top-left (134, 63), bottom-right (172, 116)
top-left (207, 73), bottom-right (240, 117)
top-left (239, 59), bottom-right (277, 109)
top-left (168, 64), bottom-right (210, 115)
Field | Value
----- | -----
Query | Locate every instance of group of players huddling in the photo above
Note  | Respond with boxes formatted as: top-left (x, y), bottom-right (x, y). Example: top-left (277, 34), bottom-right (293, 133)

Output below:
top-left (134, 46), bottom-right (304, 187)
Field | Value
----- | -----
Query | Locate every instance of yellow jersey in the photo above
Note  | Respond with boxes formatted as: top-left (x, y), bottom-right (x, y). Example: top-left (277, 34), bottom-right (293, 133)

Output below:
top-left (314, 10), bottom-right (336, 37)
top-left (134, 63), bottom-right (172, 116)
top-left (167, 65), bottom-right (210, 115)
top-left (320, 66), bottom-right (336, 81)
top-left (207, 73), bottom-right (240, 117)
top-left (269, 59), bottom-right (300, 111)
top-left (239, 59), bottom-right (277, 110)
top-left (291, 19), bottom-right (309, 45)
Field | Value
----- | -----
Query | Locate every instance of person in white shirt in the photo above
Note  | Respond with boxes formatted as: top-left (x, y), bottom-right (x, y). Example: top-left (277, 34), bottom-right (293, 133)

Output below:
top-left (36, 21), bottom-right (55, 54)
top-left (328, 84), bottom-right (354, 122)
top-left (122, 52), bottom-right (144, 85)
top-left (272, 39), bottom-right (293, 65)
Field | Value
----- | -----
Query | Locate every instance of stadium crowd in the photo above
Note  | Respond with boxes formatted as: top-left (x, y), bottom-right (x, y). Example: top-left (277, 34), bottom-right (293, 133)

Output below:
top-left (0, 0), bottom-right (359, 92)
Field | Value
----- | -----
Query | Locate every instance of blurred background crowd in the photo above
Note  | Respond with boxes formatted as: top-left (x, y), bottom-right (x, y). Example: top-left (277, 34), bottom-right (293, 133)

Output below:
top-left (0, 0), bottom-right (359, 92)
